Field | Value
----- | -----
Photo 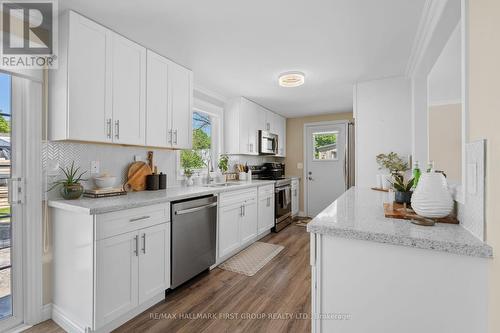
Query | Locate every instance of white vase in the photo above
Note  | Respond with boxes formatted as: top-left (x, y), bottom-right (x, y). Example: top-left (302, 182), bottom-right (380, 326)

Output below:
top-left (411, 172), bottom-right (454, 218)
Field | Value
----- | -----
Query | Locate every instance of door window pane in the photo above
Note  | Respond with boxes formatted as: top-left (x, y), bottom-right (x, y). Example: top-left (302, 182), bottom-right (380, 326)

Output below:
top-left (0, 73), bottom-right (11, 320)
top-left (313, 131), bottom-right (338, 160)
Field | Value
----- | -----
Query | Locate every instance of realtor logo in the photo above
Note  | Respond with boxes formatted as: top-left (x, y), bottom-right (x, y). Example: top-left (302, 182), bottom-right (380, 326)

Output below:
top-left (1, 0), bottom-right (58, 68)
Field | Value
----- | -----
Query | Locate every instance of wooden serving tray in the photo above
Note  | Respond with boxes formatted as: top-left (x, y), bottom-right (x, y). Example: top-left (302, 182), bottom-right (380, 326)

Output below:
top-left (371, 187), bottom-right (389, 192)
top-left (383, 202), bottom-right (459, 224)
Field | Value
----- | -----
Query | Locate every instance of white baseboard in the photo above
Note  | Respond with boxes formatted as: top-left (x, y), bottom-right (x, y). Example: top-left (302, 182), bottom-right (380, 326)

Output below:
top-left (41, 303), bottom-right (52, 321)
top-left (52, 304), bottom-right (86, 333)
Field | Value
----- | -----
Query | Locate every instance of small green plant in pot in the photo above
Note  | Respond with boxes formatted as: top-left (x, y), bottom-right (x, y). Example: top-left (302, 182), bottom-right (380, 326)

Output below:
top-left (390, 173), bottom-right (415, 205)
top-left (218, 154), bottom-right (229, 181)
top-left (48, 162), bottom-right (87, 200)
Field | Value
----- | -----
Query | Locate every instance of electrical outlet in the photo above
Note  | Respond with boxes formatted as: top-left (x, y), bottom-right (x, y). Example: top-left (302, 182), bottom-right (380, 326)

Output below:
top-left (90, 161), bottom-right (100, 174)
top-left (134, 155), bottom-right (144, 162)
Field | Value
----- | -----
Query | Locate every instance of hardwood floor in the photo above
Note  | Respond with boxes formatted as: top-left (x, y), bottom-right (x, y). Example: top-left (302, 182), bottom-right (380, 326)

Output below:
top-left (26, 225), bottom-right (310, 333)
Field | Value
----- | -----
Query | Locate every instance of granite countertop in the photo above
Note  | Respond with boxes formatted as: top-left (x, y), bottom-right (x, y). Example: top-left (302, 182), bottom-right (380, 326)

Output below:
top-left (307, 187), bottom-right (492, 258)
top-left (48, 180), bottom-right (276, 215)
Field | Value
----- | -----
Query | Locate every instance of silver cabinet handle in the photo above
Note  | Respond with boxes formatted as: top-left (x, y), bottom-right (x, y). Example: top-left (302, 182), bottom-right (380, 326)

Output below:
top-left (168, 129), bottom-right (172, 144)
top-left (134, 235), bottom-right (139, 256)
top-left (267, 197), bottom-right (270, 207)
top-left (175, 202), bottom-right (217, 215)
top-left (294, 189), bottom-right (297, 197)
top-left (114, 120), bottom-right (120, 139)
top-left (142, 233), bottom-right (146, 254)
top-left (130, 215), bottom-right (150, 222)
top-left (106, 119), bottom-right (112, 138)
top-left (240, 205), bottom-right (244, 217)
top-left (174, 129), bottom-right (178, 144)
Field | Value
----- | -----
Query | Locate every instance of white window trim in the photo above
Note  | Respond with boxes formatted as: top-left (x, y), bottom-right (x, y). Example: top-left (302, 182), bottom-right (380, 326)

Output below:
top-left (176, 99), bottom-right (223, 180)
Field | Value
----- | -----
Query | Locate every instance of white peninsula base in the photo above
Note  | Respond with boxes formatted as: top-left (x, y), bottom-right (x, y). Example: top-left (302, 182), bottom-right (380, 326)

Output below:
top-left (310, 234), bottom-right (489, 333)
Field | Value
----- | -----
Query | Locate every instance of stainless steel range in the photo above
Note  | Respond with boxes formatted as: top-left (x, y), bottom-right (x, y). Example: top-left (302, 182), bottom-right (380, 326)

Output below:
top-left (252, 163), bottom-right (292, 232)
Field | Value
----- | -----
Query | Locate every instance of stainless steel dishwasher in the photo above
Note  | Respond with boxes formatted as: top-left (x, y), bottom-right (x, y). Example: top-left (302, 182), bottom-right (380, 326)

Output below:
top-left (170, 195), bottom-right (217, 289)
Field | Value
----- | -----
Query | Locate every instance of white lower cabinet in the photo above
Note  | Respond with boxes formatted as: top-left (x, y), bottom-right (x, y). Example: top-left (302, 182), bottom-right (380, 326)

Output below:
top-left (96, 231), bottom-right (139, 327)
top-left (239, 197), bottom-right (258, 244)
top-left (51, 203), bottom-right (170, 333)
top-left (258, 185), bottom-right (275, 234)
top-left (219, 202), bottom-right (243, 258)
top-left (218, 187), bottom-right (264, 260)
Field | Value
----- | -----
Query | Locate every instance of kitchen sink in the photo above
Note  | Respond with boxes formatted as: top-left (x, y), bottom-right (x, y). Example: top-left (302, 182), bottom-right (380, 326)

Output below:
top-left (202, 182), bottom-right (240, 188)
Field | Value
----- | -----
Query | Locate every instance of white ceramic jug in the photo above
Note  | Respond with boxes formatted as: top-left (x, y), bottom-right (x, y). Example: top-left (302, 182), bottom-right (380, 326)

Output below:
top-left (411, 172), bottom-right (454, 218)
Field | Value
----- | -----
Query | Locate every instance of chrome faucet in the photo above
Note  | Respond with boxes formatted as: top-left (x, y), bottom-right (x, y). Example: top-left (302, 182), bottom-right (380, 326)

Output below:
top-left (206, 154), bottom-right (214, 184)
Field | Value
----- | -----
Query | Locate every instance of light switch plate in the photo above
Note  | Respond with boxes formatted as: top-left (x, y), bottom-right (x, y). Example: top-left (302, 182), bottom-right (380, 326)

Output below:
top-left (297, 162), bottom-right (303, 170)
top-left (90, 160), bottom-right (100, 175)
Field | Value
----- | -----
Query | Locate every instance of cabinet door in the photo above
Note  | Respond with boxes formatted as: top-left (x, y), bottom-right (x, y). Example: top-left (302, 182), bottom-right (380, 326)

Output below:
top-left (146, 51), bottom-right (170, 147)
top-left (170, 61), bottom-right (193, 149)
top-left (277, 115), bottom-right (286, 156)
top-left (67, 12), bottom-right (110, 142)
top-left (240, 199), bottom-right (258, 244)
top-left (110, 32), bottom-right (146, 145)
top-left (238, 98), bottom-right (252, 154)
top-left (219, 203), bottom-right (242, 258)
top-left (138, 223), bottom-right (169, 304)
top-left (258, 194), bottom-right (275, 234)
top-left (95, 231), bottom-right (139, 328)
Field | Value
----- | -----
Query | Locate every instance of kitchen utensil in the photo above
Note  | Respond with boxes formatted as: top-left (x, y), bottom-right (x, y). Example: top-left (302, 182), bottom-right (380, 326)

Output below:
top-left (124, 161), bottom-right (152, 191)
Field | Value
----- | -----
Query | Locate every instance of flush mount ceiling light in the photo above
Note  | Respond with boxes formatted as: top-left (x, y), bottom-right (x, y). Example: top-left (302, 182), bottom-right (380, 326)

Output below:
top-left (278, 71), bottom-right (305, 87)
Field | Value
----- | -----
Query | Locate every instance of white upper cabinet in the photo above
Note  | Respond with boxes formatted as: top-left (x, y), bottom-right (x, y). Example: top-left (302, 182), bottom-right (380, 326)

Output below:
top-left (146, 51), bottom-right (193, 149)
top-left (225, 97), bottom-right (286, 156)
top-left (110, 32), bottom-right (146, 146)
top-left (146, 51), bottom-right (170, 147)
top-left (169, 61), bottom-right (193, 149)
top-left (51, 11), bottom-right (109, 142)
top-left (50, 11), bottom-right (192, 149)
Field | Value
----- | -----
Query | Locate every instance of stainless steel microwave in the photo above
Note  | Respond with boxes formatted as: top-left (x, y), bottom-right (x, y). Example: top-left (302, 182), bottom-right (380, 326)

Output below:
top-left (259, 130), bottom-right (278, 155)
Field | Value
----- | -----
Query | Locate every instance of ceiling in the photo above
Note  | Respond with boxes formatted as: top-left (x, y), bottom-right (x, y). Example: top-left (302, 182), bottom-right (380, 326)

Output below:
top-left (59, 0), bottom-right (426, 118)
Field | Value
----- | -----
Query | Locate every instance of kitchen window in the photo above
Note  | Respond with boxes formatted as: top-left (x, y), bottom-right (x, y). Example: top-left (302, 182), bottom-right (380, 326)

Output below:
top-left (178, 109), bottom-right (220, 177)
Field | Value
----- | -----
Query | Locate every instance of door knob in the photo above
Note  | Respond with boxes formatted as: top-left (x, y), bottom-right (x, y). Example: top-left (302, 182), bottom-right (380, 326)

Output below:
top-left (308, 176), bottom-right (314, 181)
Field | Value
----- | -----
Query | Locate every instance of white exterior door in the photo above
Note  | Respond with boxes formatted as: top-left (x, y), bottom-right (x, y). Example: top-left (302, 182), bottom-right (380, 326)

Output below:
top-left (146, 51), bottom-right (170, 147)
top-left (305, 122), bottom-right (347, 217)
top-left (96, 231), bottom-right (139, 328)
top-left (239, 200), bottom-right (257, 244)
top-left (218, 204), bottom-right (241, 257)
top-left (138, 223), bottom-right (169, 304)
top-left (67, 12), bottom-right (109, 142)
top-left (110, 32), bottom-right (146, 146)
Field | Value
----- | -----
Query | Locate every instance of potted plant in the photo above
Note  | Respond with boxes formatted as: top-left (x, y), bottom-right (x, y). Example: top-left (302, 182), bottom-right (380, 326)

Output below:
top-left (48, 162), bottom-right (87, 200)
top-left (376, 152), bottom-right (409, 189)
top-left (218, 154), bottom-right (229, 182)
top-left (390, 173), bottom-right (415, 205)
top-left (184, 168), bottom-right (194, 186)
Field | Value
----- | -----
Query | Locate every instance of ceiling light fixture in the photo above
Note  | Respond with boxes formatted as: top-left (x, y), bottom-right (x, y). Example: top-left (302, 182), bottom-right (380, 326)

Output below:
top-left (278, 71), bottom-right (305, 87)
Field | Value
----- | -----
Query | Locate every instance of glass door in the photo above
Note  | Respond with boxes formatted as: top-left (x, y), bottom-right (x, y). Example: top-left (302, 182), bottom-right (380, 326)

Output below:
top-left (0, 72), bottom-right (24, 330)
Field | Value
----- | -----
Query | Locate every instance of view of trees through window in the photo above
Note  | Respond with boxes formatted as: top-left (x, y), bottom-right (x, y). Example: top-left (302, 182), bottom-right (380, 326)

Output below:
top-left (313, 131), bottom-right (338, 160)
top-left (180, 111), bottom-right (212, 171)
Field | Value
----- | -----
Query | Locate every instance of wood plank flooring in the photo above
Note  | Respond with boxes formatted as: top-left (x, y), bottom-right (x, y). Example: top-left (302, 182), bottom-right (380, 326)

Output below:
top-left (26, 225), bottom-right (311, 333)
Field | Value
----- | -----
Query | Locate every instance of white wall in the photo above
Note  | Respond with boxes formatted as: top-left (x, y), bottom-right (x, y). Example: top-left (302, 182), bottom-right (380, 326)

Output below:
top-left (428, 24), bottom-right (462, 105)
top-left (354, 76), bottom-right (412, 187)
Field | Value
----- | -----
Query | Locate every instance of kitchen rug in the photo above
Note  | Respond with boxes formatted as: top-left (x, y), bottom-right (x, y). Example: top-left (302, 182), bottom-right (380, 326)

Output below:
top-left (218, 242), bottom-right (284, 276)
top-left (294, 216), bottom-right (312, 227)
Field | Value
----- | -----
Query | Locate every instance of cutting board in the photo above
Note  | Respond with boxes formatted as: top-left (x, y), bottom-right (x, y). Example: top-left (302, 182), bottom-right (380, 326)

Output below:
top-left (383, 202), bottom-right (459, 224)
top-left (124, 161), bottom-right (152, 191)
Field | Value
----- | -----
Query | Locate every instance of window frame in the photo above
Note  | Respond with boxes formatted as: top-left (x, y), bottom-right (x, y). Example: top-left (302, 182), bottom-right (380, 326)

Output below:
top-left (176, 100), bottom-right (223, 179)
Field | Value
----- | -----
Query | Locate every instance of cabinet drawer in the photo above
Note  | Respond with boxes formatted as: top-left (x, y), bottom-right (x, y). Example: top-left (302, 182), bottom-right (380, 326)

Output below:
top-left (258, 184), bottom-right (275, 196)
top-left (96, 204), bottom-right (170, 240)
top-left (219, 188), bottom-right (257, 207)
